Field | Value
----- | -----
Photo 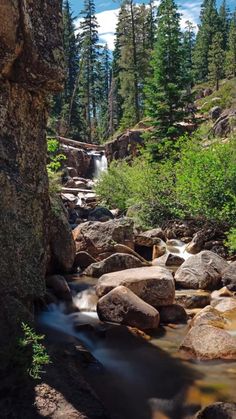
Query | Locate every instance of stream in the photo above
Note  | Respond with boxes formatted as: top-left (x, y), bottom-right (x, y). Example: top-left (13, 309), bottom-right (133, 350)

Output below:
top-left (38, 241), bottom-right (236, 419)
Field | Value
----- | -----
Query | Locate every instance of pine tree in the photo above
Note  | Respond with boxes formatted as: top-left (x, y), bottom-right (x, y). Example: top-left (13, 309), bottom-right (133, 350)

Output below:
top-left (208, 32), bottom-right (225, 90)
top-left (225, 12), bottom-right (236, 77)
top-left (219, 0), bottom-right (230, 50)
top-left (145, 0), bottom-right (184, 144)
top-left (79, 0), bottom-right (100, 142)
top-left (182, 21), bottom-right (196, 90)
top-left (193, 0), bottom-right (220, 82)
top-left (96, 44), bottom-right (111, 141)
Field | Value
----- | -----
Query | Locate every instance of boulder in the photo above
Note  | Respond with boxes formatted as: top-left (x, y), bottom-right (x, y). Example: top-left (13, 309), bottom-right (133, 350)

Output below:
top-left (152, 240), bottom-right (167, 259)
top-left (46, 275), bottom-right (72, 302)
top-left (212, 109), bottom-right (236, 137)
top-left (105, 129), bottom-right (145, 163)
top-left (212, 297), bottom-right (236, 313)
top-left (175, 290), bottom-right (211, 309)
top-left (209, 106), bottom-right (222, 121)
top-left (222, 262), bottom-right (236, 291)
top-left (47, 198), bottom-right (76, 274)
top-left (175, 251), bottom-right (228, 290)
top-left (191, 306), bottom-right (227, 329)
top-left (180, 325), bottom-right (236, 360)
top-left (61, 147), bottom-right (92, 178)
top-left (211, 286), bottom-right (234, 300)
top-left (158, 304), bottom-right (187, 324)
top-left (96, 266), bottom-right (175, 307)
top-left (74, 251), bottom-right (97, 270)
top-left (113, 243), bottom-right (150, 265)
top-left (186, 227), bottom-right (226, 255)
top-left (195, 402), bottom-right (236, 419)
top-left (153, 253), bottom-right (185, 268)
top-left (84, 253), bottom-right (144, 277)
top-left (135, 228), bottom-right (166, 247)
top-left (87, 207), bottom-right (114, 222)
top-left (73, 218), bottom-right (134, 259)
top-left (97, 286), bottom-right (160, 329)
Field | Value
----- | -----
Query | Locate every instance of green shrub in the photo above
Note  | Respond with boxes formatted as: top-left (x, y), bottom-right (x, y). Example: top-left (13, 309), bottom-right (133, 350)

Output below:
top-left (47, 137), bottom-right (66, 173)
top-left (175, 138), bottom-right (236, 223)
top-left (15, 323), bottom-right (51, 380)
top-left (225, 228), bottom-right (236, 254)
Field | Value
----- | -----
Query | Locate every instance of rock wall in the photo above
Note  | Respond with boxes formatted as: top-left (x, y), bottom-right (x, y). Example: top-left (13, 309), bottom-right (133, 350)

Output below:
top-left (105, 129), bottom-right (145, 163)
top-left (0, 0), bottom-right (64, 368)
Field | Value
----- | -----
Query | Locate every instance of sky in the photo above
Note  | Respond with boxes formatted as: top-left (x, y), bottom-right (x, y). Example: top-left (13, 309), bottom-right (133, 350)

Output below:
top-left (72, 0), bottom-right (235, 50)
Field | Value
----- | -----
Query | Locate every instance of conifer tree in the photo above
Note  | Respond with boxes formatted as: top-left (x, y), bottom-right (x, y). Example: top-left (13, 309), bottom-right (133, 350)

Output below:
top-left (182, 21), bottom-right (196, 90)
top-left (208, 32), bottom-right (225, 90)
top-left (225, 12), bottom-right (236, 77)
top-left (219, 0), bottom-right (230, 50)
top-left (145, 0), bottom-right (184, 143)
top-left (193, 0), bottom-right (220, 82)
top-left (79, 0), bottom-right (100, 142)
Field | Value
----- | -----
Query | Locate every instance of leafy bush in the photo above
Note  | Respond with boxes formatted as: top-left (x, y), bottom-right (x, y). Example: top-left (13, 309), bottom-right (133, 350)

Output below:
top-left (47, 138), bottom-right (66, 173)
top-left (15, 323), bottom-right (51, 380)
top-left (225, 228), bottom-right (236, 254)
top-left (96, 136), bottom-right (236, 228)
top-left (175, 138), bottom-right (236, 224)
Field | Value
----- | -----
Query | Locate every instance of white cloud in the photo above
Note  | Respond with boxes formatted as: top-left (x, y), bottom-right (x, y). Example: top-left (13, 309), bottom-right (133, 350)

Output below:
top-left (76, 2), bottom-right (200, 51)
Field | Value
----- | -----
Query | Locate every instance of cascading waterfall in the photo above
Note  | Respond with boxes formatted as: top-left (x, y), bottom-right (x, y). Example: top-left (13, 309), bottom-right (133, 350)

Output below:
top-left (90, 152), bottom-right (108, 179)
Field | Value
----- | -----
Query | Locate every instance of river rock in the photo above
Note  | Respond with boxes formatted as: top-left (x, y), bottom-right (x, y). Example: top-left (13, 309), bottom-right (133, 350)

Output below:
top-left (158, 304), bottom-right (187, 324)
top-left (84, 253), bottom-right (144, 277)
top-left (97, 286), bottom-right (160, 329)
top-left (153, 253), bottom-right (185, 268)
top-left (135, 229), bottom-right (165, 247)
top-left (152, 240), bottom-right (167, 259)
top-left (222, 262), bottom-right (236, 291)
top-left (211, 286), bottom-right (234, 301)
top-left (74, 251), bottom-right (97, 270)
top-left (175, 251), bottom-right (228, 290)
top-left (175, 290), bottom-right (211, 309)
top-left (114, 244), bottom-right (150, 265)
top-left (87, 207), bottom-right (114, 222)
top-left (96, 266), bottom-right (175, 307)
top-left (212, 297), bottom-right (236, 313)
top-left (191, 306), bottom-right (227, 329)
top-left (180, 325), bottom-right (236, 360)
top-left (46, 275), bottom-right (72, 302)
top-left (195, 402), bottom-right (236, 419)
top-left (73, 218), bottom-right (134, 259)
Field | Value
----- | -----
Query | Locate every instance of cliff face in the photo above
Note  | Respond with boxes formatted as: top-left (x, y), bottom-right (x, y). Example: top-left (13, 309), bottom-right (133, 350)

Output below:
top-left (0, 0), bottom-right (64, 365)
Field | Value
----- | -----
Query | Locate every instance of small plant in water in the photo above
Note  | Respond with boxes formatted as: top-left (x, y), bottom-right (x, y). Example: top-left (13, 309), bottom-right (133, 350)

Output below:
top-left (19, 322), bottom-right (51, 380)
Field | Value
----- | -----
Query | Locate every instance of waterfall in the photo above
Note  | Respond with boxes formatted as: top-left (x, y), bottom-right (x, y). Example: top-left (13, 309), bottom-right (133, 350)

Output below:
top-left (92, 152), bottom-right (108, 179)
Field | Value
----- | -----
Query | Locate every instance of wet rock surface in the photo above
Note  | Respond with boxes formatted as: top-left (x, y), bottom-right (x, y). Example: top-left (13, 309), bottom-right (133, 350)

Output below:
top-left (195, 402), bottom-right (236, 418)
top-left (84, 253), bottom-right (144, 277)
top-left (175, 290), bottom-right (211, 309)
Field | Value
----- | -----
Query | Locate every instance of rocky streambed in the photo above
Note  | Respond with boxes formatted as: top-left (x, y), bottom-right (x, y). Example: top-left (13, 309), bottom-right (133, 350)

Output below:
top-left (40, 217), bottom-right (236, 419)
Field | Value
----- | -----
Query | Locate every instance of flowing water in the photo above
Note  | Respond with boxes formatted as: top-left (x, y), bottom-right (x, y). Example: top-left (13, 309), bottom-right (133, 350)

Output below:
top-left (38, 241), bottom-right (236, 419)
top-left (88, 151), bottom-right (108, 179)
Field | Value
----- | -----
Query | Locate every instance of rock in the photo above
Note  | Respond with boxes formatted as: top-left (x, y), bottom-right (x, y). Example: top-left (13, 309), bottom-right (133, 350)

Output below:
top-left (191, 306), bottom-right (227, 329)
top-left (74, 287), bottom-right (98, 312)
top-left (209, 106), bottom-right (222, 120)
top-left (153, 253), bottom-right (185, 267)
top-left (97, 286), bottom-right (160, 329)
top-left (175, 251), bottom-right (228, 290)
top-left (61, 147), bottom-right (92, 178)
top-left (113, 243), bottom-right (150, 265)
top-left (96, 266), bottom-right (175, 307)
top-left (186, 227), bottom-right (226, 255)
top-left (212, 298), bottom-right (236, 313)
top-left (0, 0), bottom-right (64, 365)
top-left (73, 218), bottom-right (134, 259)
top-left (211, 286), bottom-right (234, 300)
top-left (163, 219), bottom-right (197, 239)
top-left (105, 129), bottom-right (145, 163)
top-left (180, 325), bottom-right (236, 360)
top-left (87, 207), bottom-right (114, 222)
top-left (203, 88), bottom-right (213, 97)
top-left (74, 251), bottom-right (97, 270)
top-left (212, 109), bottom-right (236, 137)
top-left (222, 262), bottom-right (236, 291)
top-left (64, 178), bottom-right (76, 188)
top-left (152, 239), bottom-right (167, 259)
top-left (135, 229), bottom-right (166, 247)
top-left (175, 290), bottom-right (211, 309)
top-left (46, 275), bottom-right (72, 302)
top-left (84, 253), bottom-right (144, 277)
top-left (158, 304), bottom-right (187, 324)
top-left (66, 167), bottom-right (78, 178)
top-left (47, 198), bottom-right (76, 274)
top-left (195, 402), bottom-right (236, 419)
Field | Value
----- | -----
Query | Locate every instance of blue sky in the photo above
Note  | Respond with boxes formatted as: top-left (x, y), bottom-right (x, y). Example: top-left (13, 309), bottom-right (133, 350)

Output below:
top-left (72, 0), bottom-right (235, 50)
